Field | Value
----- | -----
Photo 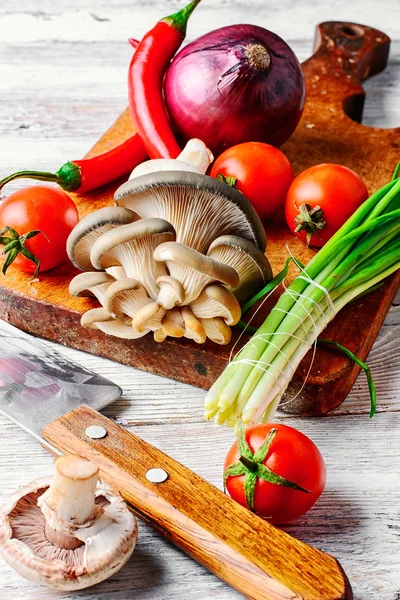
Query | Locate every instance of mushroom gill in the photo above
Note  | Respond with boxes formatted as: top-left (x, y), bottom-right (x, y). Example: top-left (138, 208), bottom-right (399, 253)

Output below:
top-left (131, 302), bottom-right (166, 334)
top-left (161, 307), bottom-right (185, 339)
top-left (66, 207), bottom-right (139, 271)
top-left (81, 307), bottom-right (146, 339)
top-left (103, 278), bottom-right (154, 319)
top-left (105, 265), bottom-right (127, 280)
top-left (8, 487), bottom-right (87, 570)
top-left (69, 271), bottom-right (115, 304)
top-left (156, 275), bottom-right (185, 310)
top-left (200, 317), bottom-right (232, 345)
top-left (115, 171), bottom-right (267, 253)
top-left (181, 307), bottom-right (207, 344)
top-left (153, 242), bottom-right (239, 305)
top-left (207, 235), bottom-right (273, 304)
top-left (90, 218), bottom-right (176, 300)
top-left (189, 283), bottom-right (241, 326)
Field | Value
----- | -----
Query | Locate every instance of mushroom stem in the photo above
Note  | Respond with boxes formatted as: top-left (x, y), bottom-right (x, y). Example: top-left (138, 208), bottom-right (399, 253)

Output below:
top-left (39, 456), bottom-right (99, 529)
top-left (177, 139), bottom-right (214, 174)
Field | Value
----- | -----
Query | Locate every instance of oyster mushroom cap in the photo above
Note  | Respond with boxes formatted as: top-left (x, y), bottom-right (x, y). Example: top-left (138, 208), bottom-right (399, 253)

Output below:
top-left (103, 277), bottom-right (152, 318)
top-left (0, 456), bottom-right (137, 591)
top-left (105, 265), bottom-right (127, 280)
top-left (67, 207), bottom-right (139, 271)
top-left (161, 308), bottom-right (185, 338)
top-left (154, 328), bottom-right (167, 343)
top-left (156, 275), bottom-right (185, 310)
top-left (129, 158), bottom-right (202, 180)
top-left (115, 170), bottom-right (267, 253)
top-left (90, 218), bottom-right (176, 300)
top-left (131, 302), bottom-right (165, 334)
top-left (129, 139), bottom-right (214, 180)
top-left (189, 283), bottom-right (241, 326)
top-left (200, 317), bottom-right (232, 345)
top-left (69, 271), bottom-right (115, 303)
top-left (81, 307), bottom-right (145, 339)
top-left (153, 241), bottom-right (239, 305)
top-left (181, 306), bottom-right (207, 344)
top-left (81, 306), bottom-right (113, 328)
top-left (207, 235), bottom-right (273, 304)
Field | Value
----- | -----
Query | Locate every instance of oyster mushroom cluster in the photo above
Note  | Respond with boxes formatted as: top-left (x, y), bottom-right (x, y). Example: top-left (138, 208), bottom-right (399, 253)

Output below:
top-left (67, 140), bottom-right (272, 345)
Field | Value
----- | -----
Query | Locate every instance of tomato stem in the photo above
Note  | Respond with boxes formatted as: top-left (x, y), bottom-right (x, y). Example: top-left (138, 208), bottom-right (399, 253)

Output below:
top-left (216, 173), bottom-right (238, 188)
top-left (239, 455), bottom-right (258, 472)
top-left (294, 203), bottom-right (326, 246)
top-left (0, 226), bottom-right (47, 278)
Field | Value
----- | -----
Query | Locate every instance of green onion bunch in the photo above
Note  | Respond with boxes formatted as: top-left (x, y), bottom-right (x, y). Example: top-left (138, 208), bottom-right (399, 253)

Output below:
top-left (205, 166), bottom-right (400, 426)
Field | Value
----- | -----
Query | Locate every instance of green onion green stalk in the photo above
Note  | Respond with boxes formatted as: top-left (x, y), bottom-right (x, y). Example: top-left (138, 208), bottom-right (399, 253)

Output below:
top-left (205, 166), bottom-right (400, 427)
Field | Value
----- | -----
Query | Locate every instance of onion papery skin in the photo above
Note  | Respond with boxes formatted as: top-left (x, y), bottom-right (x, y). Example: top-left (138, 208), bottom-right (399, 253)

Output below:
top-left (164, 24), bottom-right (306, 157)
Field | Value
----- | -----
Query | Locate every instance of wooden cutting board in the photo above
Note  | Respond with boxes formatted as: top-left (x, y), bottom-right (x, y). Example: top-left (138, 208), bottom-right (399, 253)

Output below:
top-left (0, 21), bottom-right (398, 416)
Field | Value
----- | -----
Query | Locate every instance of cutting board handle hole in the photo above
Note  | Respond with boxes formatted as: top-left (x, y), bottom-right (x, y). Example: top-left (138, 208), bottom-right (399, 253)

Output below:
top-left (341, 25), bottom-right (364, 38)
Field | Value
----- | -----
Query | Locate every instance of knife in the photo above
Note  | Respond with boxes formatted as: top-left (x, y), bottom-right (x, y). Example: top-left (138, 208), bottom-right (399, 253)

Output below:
top-left (0, 321), bottom-right (352, 599)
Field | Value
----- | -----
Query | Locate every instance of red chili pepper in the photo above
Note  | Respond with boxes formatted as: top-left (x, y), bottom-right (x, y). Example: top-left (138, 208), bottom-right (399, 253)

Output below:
top-left (128, 0), bottom-right (201, 160)
top-left (0, 133), bottom-right (147, 194)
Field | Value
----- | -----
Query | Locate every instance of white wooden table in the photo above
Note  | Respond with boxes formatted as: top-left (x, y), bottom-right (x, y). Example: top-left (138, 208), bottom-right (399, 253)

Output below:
top-left (0, 1), bottom-right (399, 598)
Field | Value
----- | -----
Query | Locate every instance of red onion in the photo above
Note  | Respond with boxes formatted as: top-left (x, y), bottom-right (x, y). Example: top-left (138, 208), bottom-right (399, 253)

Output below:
top-left (164, 24), bottom-right (305, 156)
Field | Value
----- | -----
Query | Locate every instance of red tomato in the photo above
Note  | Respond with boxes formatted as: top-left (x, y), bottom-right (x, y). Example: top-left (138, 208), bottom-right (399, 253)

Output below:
top-left (211, 142), bottom-right (293, 219)
top-left (285, 163), bottom-right (368, 248)
top-left (224, 423), bottom-right (326, 524)
top-left (0, 185), bottom-right (78, 273)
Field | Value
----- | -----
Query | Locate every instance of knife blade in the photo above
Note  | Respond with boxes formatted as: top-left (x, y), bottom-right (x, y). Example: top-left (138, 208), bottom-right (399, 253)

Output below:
top-left (0, 320), bottom-right (121, 444)
top-left (0, 321), bottom-right (352, 599)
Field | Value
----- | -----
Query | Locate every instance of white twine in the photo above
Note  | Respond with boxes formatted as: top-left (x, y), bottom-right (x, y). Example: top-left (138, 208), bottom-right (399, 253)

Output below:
top-left (286, 243), bottom-right (336, 316)
top-left (226, 245), bottom-right (338, 413)
top-left (228, 286), bottom-right (277, 363)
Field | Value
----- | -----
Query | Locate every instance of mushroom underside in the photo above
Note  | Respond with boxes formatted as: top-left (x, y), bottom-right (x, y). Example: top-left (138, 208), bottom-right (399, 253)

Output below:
top-left (0, 481), bottom-right (137, 591)
top-left (115, 173), bottom-right (266, 253)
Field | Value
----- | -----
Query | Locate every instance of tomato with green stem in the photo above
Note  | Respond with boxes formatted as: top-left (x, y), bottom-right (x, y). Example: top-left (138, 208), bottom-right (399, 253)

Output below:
top-left (0, 185), bottom-right (78, 276)
top-left (285, 163), bottom-right (368, 248)
top-left (224, 422), bottom-right (326, 523)
top-left (211, 142), bottom-right (293, 219)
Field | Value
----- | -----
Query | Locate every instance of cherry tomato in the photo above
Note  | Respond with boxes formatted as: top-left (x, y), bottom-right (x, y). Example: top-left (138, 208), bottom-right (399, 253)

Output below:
top-left (0, 185), bottom-right (78, 273)
top-left (224, 423), bottom-right (326, 524)
top-left (285, 163), bottom-right (368, 248)
top-left (211, 142), bottom-right (293, 219)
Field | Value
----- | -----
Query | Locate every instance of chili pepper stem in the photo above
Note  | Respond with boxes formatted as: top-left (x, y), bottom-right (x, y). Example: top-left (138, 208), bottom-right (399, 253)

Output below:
top-left (0, 162), bottom-right (82, 193)
top-left (0, 170), bottom-right (58, 192)
top-left (164, 0), bottom-right (202, 37)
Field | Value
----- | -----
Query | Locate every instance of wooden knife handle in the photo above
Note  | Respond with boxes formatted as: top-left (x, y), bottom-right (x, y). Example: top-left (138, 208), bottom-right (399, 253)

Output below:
top-left (42, 405), bottom-right (352, 600)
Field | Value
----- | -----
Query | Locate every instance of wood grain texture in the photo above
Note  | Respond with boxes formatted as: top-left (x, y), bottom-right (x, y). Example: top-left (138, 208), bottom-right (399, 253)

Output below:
top-left (42, 405), bottom-right (351, 600)
top-left (0, 1), bottom-right (399, 599)
top-left (0, 21), bottom-right (399, 416)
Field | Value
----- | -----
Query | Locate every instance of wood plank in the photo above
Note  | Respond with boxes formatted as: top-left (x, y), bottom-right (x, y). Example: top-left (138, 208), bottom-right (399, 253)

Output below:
top-left (1, 408), bottom-right (400, 599)
top-left (0, 22), bottom-right (399, 416)
top-left (0, 2), bottom-right (399, 598)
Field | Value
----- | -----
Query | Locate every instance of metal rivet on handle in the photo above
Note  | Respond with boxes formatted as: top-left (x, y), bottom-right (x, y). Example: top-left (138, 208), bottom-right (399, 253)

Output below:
top-left (146, 468), bottom-right (168, 484)
top-left (85, 425), bottom-right (107, 439)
